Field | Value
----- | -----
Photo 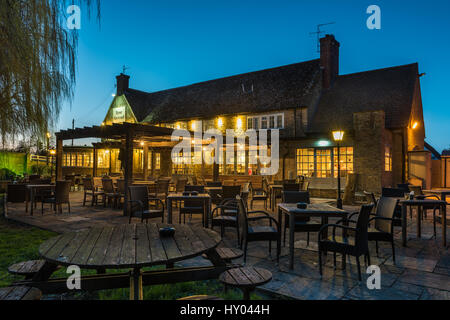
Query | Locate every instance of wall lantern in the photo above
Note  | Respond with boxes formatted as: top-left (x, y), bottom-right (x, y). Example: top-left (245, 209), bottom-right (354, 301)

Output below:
top-left (217, 117), bottom-right (224, 128)
top-left (236, 117), bottom-right (242, 129)
top-left (332, 130), bottom-right (345, 142)
top-left (412, 122), bottom-right (419, 129)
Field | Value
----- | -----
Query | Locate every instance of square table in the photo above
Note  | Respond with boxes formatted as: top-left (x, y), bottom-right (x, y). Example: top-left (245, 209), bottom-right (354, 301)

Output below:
top-left (166, 193), bottom-right (212, 228)
top-left (277, 203), bottom-right (349, 269)
top-left (400, 199), bottom-right (447, 247)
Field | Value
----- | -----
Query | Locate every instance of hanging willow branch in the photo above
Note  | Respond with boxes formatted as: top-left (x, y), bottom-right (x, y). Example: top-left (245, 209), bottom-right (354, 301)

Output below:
top-left (0, 0), bottom-right (100, 145)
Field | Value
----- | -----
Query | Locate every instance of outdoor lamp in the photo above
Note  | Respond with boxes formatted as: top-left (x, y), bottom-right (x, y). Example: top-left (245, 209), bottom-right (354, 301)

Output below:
top-left (332, 130), bottom-right (344, 142)
top-left (412, 122), bottom-right (419, 129)
top-left (217, 117), bottom-right (223, 128)
top-left (332, 130), bottom-right (345, 209)
top-left (49, 149), bottom-right (56, 155)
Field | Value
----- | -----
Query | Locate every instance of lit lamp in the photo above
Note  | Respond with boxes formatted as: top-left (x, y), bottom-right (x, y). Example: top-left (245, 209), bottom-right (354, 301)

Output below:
top-left (332, 130), bottom-right (345, 209)
top-left (49, 149), bottom-right (56, 178)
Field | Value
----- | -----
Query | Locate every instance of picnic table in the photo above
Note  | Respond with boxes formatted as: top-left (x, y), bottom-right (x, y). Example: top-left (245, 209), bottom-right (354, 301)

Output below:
top-left (277, 202), bottom-right (349, 269)
top-left (37, 223), bottom-right (222, 300)
top-left (26, 184), bottom-right (55, 216)
top-left (166, 193), bottom-right (212, 228)
top-left (400, 199), bottom-right (447, 247)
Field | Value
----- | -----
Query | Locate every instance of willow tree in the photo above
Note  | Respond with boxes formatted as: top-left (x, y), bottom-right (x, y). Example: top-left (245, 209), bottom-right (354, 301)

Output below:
top-left (0, 0), bottom-right (100, 147)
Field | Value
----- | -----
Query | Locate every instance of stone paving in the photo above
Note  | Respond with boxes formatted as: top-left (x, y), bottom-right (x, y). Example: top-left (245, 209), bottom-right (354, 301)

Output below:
top-left (5, 191), bottom-right (450, 300)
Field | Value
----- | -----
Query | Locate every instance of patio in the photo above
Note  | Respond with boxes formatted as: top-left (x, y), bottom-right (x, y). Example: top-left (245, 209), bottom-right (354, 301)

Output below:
top-left (5, 190), bottom-right (450, 300)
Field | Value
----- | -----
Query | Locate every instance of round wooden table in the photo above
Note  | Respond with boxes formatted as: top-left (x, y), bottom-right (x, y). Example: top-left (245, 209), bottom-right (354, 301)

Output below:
top-left (39, 223), bottom-right (221, 300)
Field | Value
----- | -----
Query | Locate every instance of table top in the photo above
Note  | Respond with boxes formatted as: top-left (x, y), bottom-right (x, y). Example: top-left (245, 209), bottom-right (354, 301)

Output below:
top-left (400, 199), bottom-right (447, 205)
top-left (167, 193), bottom-right (211, 199)
top-left (278, 203), bottom-right (348, 217)
top-left (219, 267), bottom-right (272, 288)
top-left (26, 184), bottom-right (54, 189)
top-left (423, 189), bottom-right (450, 194)
top-left (39, 223), bottom-right (221, 269)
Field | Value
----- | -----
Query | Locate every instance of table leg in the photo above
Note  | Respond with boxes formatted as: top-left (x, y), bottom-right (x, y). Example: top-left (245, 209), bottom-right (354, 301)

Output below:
top-left (442, 204), bottom-right (447, 247)
top-left (30, 188), bottom-right (35, 216)
top-left (204, 198), bottom-right (211, 228)
top-left (167, 198), bottom-right (173, 224)
top-left (289, 212), bottom-right (295, 270)
top-left (242, 288), bottom-right (251, 300)
top-left (129, 268), bottom-right (143, 300)
top-left (402, 203), bottom-right (407, 247)
top-left (417, 206), bottom-right (422, 239)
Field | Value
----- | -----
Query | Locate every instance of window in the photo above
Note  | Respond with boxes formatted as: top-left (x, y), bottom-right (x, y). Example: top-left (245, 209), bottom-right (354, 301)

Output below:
top-left (385, 146), bottom-right (392, 172)
top-left (247, 113), bottom-right (284, 130)
top-left (172, 151), bottom-right (193, 175)
top-left (296, 147), bottom-right (354, 178)
top-left (333, 147), bottom-right (354, 178)
top-left (296, 148), bottom-right (315, 176)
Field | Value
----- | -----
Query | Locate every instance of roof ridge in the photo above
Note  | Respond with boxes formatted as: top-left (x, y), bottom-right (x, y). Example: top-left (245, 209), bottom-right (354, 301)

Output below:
top-left (338, 62), bottom-right (418, 79)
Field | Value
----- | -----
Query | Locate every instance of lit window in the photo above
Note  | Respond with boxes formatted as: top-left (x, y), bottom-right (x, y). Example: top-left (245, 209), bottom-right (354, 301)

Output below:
top-left (385, 146), bottom-right (392, 172)
top-left (316, 149), bottom-right (332, 178)
top-left (333, 147), bottom-right (354, 178)
top-left (296, 148), bottom-right (315, 177)
top-left (296, 147), bottom-right (354, 178)
top-left (261, 116), bottom-right (268, 129)
top-left (247, 117), bottom-right (253, 130)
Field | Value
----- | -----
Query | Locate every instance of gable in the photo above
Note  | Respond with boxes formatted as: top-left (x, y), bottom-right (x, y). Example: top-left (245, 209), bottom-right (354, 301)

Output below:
top-left (103, 95), bottom-right (138, 125)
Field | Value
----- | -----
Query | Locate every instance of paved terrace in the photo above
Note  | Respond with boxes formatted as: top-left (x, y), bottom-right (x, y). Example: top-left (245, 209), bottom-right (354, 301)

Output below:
top-left (5, 191), bottom-right (450, 300)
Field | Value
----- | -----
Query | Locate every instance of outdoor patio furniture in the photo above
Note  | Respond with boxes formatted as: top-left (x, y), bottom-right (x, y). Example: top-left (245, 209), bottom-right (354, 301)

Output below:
top-left (41, 180), bottom-right (71, 215)
top-left (117, 179), bottom-right (126, 207)
top-left (82, 177), bottom-right (105, 206)
top-left (249, 179), bottom-right (269, 209)
top-left (363, 191), bottom-right (378, 208)
top-left (167, 192), bottom-right (212, 227)
top-left (301, 181), bottom-right (310, 191)
top-left (65, 174), bottom-right (77, 191)
top-left (409, 185), bottom-right (441, 219)
top-left (0, 286), bottom-right (42, 300)
top-left (128, 185), bottom-right (164, 224)
top-left (318, 204), bottom-right (374, 281)
top-left (219, 267), bottom-right (272, 300)
top-left (36, 224), bottom-right (221, 300)
top-left (102, 178), bottom-right (121, 208)
top-left (397, 183), bottom-right (411, 193)
top-left (382, 187), bottom-right (405, 225)
top-left (5, 183), bottom-right (27, 216)
top-left (152, 179), bottom-right (170, 203)
top-left (278, 202), bottom-right (349, 269)
top-left (269, 184), bottom-right (283, 211)
top-left (237, 195), bottom-right (281, 262)
top-left (180, 185), bottom-right (207, 225)
top-left (281, 191), bottom-right (313, 246)
top-left (26, 184), bottom-right (55, 215)
top-left (8, 260), bottom-right (60, 280)
top-left (283, 183), bottom-right (300, 191)
top-left (203, 247), bottom-right (244, 263)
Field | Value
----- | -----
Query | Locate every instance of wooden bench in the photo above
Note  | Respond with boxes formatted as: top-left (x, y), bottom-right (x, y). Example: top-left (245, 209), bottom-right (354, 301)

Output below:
top-left (8, 260), bottom-right (50, 280)
top-left (202, 248), bottom-right (244, 263)
top-left (178, 295), bottom-right (223, 300)
top-left (219, 267), bottom-right (272, 300)
top-left (0, 286), bottom-right (42, 300)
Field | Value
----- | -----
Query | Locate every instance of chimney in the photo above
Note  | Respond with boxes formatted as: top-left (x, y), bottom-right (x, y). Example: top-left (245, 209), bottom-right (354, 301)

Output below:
top-left (320, 34), bottom-right (340, 89)
top-left (116, 73), bottom-right (130, 95)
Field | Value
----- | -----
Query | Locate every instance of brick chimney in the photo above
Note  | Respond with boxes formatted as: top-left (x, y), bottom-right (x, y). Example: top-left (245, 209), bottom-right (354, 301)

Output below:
top-left (320, 34), bottom-right (340, 89)
top-left (116, 73), bottom-right (130, 95)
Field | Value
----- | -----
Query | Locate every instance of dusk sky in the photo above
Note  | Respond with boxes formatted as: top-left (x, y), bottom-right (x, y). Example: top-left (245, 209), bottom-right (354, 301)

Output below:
top-left (60, 0), bottom-right (450, 152)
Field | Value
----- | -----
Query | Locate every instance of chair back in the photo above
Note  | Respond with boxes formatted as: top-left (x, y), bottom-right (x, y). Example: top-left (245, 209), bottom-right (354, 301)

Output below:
top-left (83, 178), bottom-right (94, 191)
top-left (185, 185), bottom-right (205, 193)
top-left (102, 179), bottom-right (115, 193)
top-left (363, 191), bottom-right (377, 207)
top-left (237, 195), bottom-right (249, 242)
top-left (283, 183), bottom-right (300, 192)
top-left (374, 197), bottom-right (398, 233)
top-left (6, 184), bottom-right (27, 203)
top-left (156, 179), bottom-right (170, 195)
top-left (191, 176), bottom-right (198, 185)
top-left (354, 204), bottom-right (374, 254)
top-left (207, 181), bottom-right (222, 187)
top-left (301, 181), bottom-right (310, 191)
top-left (381, 187), bottom-right (404, 198)
top-left (175, 179), bottom-right (188, 192)
top-left (282, 191), bottom-right (310, 204)
top-left (222, 185), bottom-right (241, 200)
top-left (55, 180), bottom-right (71, 203)
top-left (117, 179), bottom-right (126, 194)
top-left (284, 179), bottom-right (296, 184)
top-left (397, 184), bottom-right (410, 193)
top-left (184, 185), bottom-right (204, 207)
top-left (128, 185), bottom-right (149, 213)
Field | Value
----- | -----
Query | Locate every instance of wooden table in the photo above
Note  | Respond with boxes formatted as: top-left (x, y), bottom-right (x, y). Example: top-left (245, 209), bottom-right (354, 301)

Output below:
top-left (219, 267), bottom-right (272, 300)
top-left (26, 184), bottom-right (55, 216)
top-left (400, 199), bottom-right (447, 247)
top-left (167, 193), bottom-right (212, 228)
top-left (38, 223), bottom-right (221, 300)
top-left (269, 185), bottom-right (283, 211)
top-left (278, 203), bottom-right (349, 269)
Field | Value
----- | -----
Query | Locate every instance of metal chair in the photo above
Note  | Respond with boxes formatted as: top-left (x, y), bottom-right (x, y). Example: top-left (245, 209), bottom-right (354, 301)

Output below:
top-left (318, 204), bottom-right (374, 281)
top-left (128, 186), bottom-right (164, 224)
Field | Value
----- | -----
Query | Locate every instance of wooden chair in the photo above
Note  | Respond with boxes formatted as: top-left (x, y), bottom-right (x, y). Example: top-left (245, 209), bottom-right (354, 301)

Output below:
top-left (179, 185), bottom-right (206, 224)
top-left (41, 180), bottom-right (71, 215)
top-left (318, 204), bottom-right (374, 281)
top-left (128, 186), bottom-right (164, 223)
top-left (102, 178), bottom-right (121, 208)
top-left (82, 177), bottom-right (104, 206)
top-left (237, 196), bottom-right (281, 262)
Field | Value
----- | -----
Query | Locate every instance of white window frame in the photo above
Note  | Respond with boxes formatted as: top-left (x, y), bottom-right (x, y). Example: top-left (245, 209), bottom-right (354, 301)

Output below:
top-left (247, 113), bottom-right (284, 130)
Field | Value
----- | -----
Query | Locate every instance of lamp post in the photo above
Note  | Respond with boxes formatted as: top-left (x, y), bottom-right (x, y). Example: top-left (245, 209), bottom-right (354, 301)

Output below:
top-left (332, 130), bottom-right (344, 209)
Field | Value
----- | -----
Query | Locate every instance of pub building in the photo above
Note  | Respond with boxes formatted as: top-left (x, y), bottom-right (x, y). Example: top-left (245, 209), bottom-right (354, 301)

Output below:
top-left (60, 34), bottom-right (436, 197)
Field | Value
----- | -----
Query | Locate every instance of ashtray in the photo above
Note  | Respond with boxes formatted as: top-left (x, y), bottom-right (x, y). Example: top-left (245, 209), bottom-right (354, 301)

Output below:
top-left (296, 202), bottom-right (307, 209)
top-left (191, 191), bottom-right (199, 196)
top-left (159, 227), bottom-right (175, 237)
top-left (182, 191), bottom-right (191, 196)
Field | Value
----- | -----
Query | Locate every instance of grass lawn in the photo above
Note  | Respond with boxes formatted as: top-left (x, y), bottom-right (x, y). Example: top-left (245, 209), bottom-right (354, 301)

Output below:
top-left (0, 195), bottom-right (266, 300)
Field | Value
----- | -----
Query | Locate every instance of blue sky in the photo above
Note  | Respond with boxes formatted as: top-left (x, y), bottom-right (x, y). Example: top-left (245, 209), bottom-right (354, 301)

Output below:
top-left (60, 0), bottom-right (450, 152)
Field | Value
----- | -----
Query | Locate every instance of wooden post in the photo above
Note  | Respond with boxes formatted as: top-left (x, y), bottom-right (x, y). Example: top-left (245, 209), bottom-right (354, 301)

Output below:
top-left (123, 132), bottom-right (134, 216)
top-left (56, 138), bottom-right (63, 181)
top-left (143, 143), bottom-right (149, 180)
top-left (93, 146), bottom-right (97, 177)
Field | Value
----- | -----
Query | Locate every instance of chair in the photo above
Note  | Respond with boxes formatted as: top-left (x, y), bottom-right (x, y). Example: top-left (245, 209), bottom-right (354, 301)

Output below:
top-left (409, 185), bottom-right (442, 230)
top-left (41, 180), bottom-right (71, 215)
top-left (301, 181), bottom-right (310, 191)
top-left (281, 191), bottom-right (317, 246)
top-left (5, 184), bottom-right (27, 216)
top-left (237, 196), bottom-right (281, 262)
top-left (249, 179), bottom-right (269, 209)
top-left (153, 179), bottom-right (170, 203)
top-left (82, 177), bottom-right (105, 206)
top-left (128, 186), bottom-right (164, 224)
top-left (318, 204), bottom-right (374, 281)
top-left (397, 183), bottom-right (411, 193)
top-left (117, 179), bottom-right (126, 207)
top-left (382, 187), bottom-right (405, 225)
top-left (65, 175), bottom-right (77, 191)
top-left (363, 191), bottom-right (378, 208)
top-left (210, 186), bottom-right (242, 242)
top-left (179, 185), bottom-right (206, 225)
top-left (283, 183), bottom-right (300, 191)
top-left (102, 178), bottom-right (121, 208)
top-left (207, 181), bottom-right (222, 187)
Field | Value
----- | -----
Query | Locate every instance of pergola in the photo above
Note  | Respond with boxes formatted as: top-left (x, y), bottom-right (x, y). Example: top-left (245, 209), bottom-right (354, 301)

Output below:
top-left (55, 122), bottom-right (179, 216)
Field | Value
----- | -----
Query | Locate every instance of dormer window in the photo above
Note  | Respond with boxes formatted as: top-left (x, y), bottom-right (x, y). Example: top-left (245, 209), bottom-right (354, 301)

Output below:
top-left (247, 113), bottom-right (284, 130)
